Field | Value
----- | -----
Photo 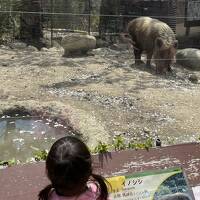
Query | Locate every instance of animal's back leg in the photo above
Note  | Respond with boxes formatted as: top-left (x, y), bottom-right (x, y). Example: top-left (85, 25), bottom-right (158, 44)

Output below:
top-left (146, 52), bottom-right (153, 67)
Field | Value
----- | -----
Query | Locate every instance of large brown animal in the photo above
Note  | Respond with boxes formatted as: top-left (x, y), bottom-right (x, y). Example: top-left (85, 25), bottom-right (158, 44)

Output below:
top-left (127, 17), bottom-right (178, 74)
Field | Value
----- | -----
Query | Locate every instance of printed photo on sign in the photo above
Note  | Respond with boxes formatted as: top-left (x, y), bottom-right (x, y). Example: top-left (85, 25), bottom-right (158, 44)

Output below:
top-left (106, 167), bottom-right (194, 200)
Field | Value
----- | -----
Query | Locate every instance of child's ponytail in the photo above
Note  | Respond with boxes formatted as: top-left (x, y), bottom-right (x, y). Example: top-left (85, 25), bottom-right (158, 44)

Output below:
top-left (38, 184), bottom-right (53, 200)
top-left (91, 173), bottom-right (109, 200)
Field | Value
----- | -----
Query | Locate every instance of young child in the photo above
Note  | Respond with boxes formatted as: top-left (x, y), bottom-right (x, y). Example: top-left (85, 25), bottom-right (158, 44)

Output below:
top-left (38, 136), bottom-right (109, 200)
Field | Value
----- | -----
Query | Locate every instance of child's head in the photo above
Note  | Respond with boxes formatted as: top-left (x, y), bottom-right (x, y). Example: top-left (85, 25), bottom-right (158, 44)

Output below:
top-left (46, 136), bottom-right (92, 195)
top-left (39, 136), bottom-right (108, 200)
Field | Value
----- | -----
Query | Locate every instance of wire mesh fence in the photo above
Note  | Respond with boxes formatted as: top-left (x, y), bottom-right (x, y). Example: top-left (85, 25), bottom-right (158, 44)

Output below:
top-left (0, 0), bottom-right (199, 47)
top-left (0, 0), bottom-right (100, 46)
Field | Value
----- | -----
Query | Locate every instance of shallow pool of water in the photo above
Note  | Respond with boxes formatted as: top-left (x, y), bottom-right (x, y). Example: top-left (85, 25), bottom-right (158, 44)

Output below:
top-left (0, 116), bottom-right (71, 161)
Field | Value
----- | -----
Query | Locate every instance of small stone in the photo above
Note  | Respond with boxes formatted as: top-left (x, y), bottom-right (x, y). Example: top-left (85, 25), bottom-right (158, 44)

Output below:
top-left (48, 47), bottom-right (59, 52)
top-left (11, 42), bottom-right (27, 49)
top-left (27, 45), bottom-right (38, 51)
top-left (143, 127), bottom-right (150, 134)
top-left (2, 63), bottom-right (8, 67)
top-left (110, 43), bottom-right (130, 51)
top-left (40, 47), bottom-right (48, 52)
top-left (0, 45), bottom-right (10, 50)
top-left (189, 74), bottom-right (198, 84)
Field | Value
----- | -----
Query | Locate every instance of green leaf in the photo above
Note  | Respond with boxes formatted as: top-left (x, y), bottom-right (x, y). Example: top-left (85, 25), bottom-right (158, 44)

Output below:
top-left (33, 150), bottom-right (48, 161)
top-left (94, 141), bottom-right (110, 154)
top-left (113, 135), bottom-right (126, 151)
top-left (0, 158), bottom-right (17, 167)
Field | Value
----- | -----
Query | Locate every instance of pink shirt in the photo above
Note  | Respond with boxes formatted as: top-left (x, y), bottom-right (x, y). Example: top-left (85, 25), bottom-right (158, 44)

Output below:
top-left (48, 181), bottom-right (101, 200)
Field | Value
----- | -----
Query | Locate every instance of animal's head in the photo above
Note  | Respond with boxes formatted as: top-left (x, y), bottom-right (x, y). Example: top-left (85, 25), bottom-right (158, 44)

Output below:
top-left (153, 37), bottom-right (178, 73)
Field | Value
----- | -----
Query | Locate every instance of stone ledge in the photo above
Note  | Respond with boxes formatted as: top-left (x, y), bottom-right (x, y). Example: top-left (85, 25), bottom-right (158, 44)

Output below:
top-left (0, 142), bottom-right (200, 200)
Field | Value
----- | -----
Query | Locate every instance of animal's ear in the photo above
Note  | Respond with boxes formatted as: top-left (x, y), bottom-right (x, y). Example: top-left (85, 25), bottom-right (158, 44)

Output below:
top-left (155, 37), bottom-right (164, 49)
top-left (174, 40), bottom-right (178, 48)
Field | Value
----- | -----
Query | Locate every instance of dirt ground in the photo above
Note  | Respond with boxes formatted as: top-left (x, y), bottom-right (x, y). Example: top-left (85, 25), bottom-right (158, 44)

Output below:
top-left (0, 44), bottom-right (200, 147)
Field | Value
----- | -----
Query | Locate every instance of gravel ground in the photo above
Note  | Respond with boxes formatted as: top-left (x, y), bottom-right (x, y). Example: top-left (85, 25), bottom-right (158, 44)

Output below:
top-left (0, 44), bottom-right (200, 146)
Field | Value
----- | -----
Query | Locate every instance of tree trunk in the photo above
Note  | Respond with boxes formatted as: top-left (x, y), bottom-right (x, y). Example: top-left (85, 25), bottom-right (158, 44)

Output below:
top-left (20, 0), bottom-right (43, 48)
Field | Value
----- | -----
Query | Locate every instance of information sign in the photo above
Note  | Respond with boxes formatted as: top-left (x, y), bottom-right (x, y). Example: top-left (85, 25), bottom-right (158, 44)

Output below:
top-left (106, 167), bottom-right (194, 200)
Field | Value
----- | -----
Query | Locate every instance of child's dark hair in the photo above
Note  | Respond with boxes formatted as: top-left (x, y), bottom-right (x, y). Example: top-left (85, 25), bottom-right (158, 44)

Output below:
top-left (38, 136), bottom-right (108, 200)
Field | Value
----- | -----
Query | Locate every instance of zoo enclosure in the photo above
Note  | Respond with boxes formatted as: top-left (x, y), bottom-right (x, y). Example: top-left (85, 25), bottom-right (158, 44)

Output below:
top-left (0, 0), bottom-right (199, 47)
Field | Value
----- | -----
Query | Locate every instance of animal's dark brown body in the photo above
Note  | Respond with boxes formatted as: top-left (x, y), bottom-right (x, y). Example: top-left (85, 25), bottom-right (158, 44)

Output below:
top-left (128, 17), bottom-right (178, 74)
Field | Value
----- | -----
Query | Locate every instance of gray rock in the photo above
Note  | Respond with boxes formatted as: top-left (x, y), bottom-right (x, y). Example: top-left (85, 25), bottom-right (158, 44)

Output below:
top-left (27, 46), bottom-right (38, 51)
top-left (176, 48), bottom-right (200, 70)
top-left (110, 43), bottom-right (131, 51)
top-left (0, 45), bottom-right (10, 50)
top-left (2, 63), bottom-right (8, 67)
top-left (48, 47), bottom-right (64, 55)
top-left (11, 42), bottom-right (27, 49)
top-left (40, 47), bottom-right (48, 52)
top-left (96, 38), bottom-right (109, 48)
top-left (91, 47), bottom-right (118, 56)
top-left (188, 74), bottom-right (198, 84)
top-left (51, 40), bottom-right (62, 49)
top-left (61, 33), bottom-right (96, 56)
top-left (44, 39), bottom-right (62, 49)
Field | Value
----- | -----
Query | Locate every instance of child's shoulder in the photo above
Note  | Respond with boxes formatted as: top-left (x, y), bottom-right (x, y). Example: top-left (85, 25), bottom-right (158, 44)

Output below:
top-left (48, 181), bottom-right (100, 200)
top-left (86, 180), bottom-right (111, 200)
top-left (87, 180), bottom-right (100, 194)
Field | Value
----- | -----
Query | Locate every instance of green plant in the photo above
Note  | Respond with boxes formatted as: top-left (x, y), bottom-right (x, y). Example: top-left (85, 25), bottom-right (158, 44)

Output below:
top-left (33, 149), bottom-right (48, 161)
top-left (128, 141), bottom-right (145, 150)
top-left (128, 138), bottom-right (153, 151)
top-left (93, 141), bottom-right (110, 154)
top-left (0, 136), bottom-right (155, 167)
top-left (144, 138), bottom-right (153, 150)
top-left (112, 135), bottom-right (126, 151)
top-left (0, 158), bottom-right (17, 167)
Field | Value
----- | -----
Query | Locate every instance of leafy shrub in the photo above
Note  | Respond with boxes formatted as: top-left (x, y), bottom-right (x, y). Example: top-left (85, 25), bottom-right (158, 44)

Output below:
top-left (33, 149), bottom-right (48, 161)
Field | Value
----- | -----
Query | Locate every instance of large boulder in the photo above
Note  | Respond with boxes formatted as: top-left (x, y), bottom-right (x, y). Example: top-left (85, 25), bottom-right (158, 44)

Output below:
top-left (176, 48), bottom-right (200, 70)
top-left (27, 45), bottom-right (38, 52)
top-left (10, 42), bottom-right (27, 49)
top-left (96, 38), bottom-right (109, 48)
top-left (61, 33), bottom-right (96, 56)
